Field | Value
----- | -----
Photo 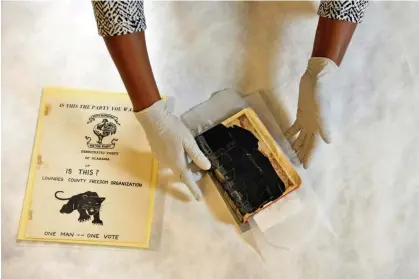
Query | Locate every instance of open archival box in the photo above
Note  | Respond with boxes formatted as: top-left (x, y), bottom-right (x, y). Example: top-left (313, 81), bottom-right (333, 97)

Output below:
top-left (195, 108), bottom-right (301, 224)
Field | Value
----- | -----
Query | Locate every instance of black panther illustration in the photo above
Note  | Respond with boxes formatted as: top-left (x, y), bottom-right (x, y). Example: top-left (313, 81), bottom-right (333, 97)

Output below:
top-left (55, 191), bottom-right (105, 225)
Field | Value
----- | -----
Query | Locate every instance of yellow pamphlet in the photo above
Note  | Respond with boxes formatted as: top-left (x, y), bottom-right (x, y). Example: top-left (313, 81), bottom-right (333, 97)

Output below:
top-left (17, 87), bottom-right (158, 248)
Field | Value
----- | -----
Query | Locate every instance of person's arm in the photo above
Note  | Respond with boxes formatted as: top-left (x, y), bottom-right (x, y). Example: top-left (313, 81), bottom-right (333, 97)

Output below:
top-left (313, 0), bottom-right (369, 65)
top-left (92, 0), bottom-right (158, 111)
top-left (92, 1), bottom-right (210, 200)
top-left (311, 17), bottom-right (357, 66)
top-left (286, 0), bottom-right (369, 168)
top-left (104, 33), bottom-right (160, 111)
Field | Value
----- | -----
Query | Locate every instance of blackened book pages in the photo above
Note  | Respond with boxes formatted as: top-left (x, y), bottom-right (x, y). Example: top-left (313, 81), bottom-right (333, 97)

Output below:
top-left (196, 108), bottom-right (301, 223)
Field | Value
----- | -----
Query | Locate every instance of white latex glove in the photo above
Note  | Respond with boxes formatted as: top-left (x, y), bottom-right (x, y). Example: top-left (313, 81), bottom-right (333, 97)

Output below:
top-left (285, 57), bottom-right (338, 169)
top-left (135, 100), bottom-right (211, 200)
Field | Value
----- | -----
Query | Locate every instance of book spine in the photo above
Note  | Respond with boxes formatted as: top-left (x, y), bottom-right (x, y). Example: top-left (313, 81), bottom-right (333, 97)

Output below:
top-left (196, 135), bottom-right (245, 223)
top-left (209, 173), bottom-right (245, 223)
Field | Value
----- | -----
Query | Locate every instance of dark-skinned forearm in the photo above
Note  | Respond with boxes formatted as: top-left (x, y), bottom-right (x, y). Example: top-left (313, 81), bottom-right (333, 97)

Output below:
top-left (312, 17), bottom-right (357, 66)
top-left (104, 32), bottom-right (160, 112)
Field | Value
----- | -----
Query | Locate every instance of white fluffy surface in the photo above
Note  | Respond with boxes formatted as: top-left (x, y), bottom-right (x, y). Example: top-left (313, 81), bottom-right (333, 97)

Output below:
top-left (2, 1), bottom-right (419, 278)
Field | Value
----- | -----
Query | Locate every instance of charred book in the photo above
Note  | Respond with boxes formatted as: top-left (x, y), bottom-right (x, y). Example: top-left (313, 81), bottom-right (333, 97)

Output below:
top-left (195, 109), bottom-right (301, 223)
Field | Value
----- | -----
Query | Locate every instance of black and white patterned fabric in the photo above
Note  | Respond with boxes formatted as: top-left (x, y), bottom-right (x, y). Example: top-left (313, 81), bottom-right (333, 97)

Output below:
top-left (92, 0), bottom-right (369, 37)
top-left (92, 0), bottom-right (146, 37)
top-left (318, 0), bottom-right (369, 23)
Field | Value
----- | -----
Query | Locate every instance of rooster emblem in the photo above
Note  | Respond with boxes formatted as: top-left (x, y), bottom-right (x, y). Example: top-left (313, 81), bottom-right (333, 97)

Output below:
top-left (93, 119), bottom-right (116, 144)
top-left (86, 114), bottom-right (120, 149)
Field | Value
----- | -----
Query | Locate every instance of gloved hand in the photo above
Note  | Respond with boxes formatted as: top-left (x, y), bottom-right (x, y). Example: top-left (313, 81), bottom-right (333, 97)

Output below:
top-left (285, 57), bottom-right (338, 169)
top-left (135, 100), bottom-right (211, 200)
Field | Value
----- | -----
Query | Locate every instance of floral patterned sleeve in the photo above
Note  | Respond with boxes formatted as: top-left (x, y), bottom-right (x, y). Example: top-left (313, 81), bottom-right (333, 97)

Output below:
top-left (92, 0), bottom-right (146, 37)
top-left (318, 0), bottom-right (369, 23)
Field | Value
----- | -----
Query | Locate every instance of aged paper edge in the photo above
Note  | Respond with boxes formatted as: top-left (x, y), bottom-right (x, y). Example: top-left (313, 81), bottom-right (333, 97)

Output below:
top-left (17, 86), bottom-right (159, 249)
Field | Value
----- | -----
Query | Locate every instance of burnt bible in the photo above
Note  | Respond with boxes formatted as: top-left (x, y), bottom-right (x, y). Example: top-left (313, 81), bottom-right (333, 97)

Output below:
top-left (195, 108), bottom-right (301, 223)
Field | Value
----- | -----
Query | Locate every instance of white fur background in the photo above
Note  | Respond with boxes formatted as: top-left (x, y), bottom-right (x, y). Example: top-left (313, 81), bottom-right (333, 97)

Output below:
top-left (2, 1), bottom-right (419, 278)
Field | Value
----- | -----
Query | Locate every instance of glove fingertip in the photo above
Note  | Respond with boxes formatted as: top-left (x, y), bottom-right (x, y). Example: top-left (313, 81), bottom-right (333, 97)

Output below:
top-left (319, 125), bottom-right (332, 144)
top-left (194, 192), bottom-right (202, 201)
top-left (285, 122), bottom-right (301, 141)
top-left (321, 134), bottom-right (332, 144)
top-left (181, 170), bottom-right (203, 201)
top-left (184, 140), bottom-right (211, 170)
top-left (300, 151), bottom-right (311, 169)
top-left (303, 159), bottom-right (310, 169)
top-left (196, 155), bottom-right (211, 171)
